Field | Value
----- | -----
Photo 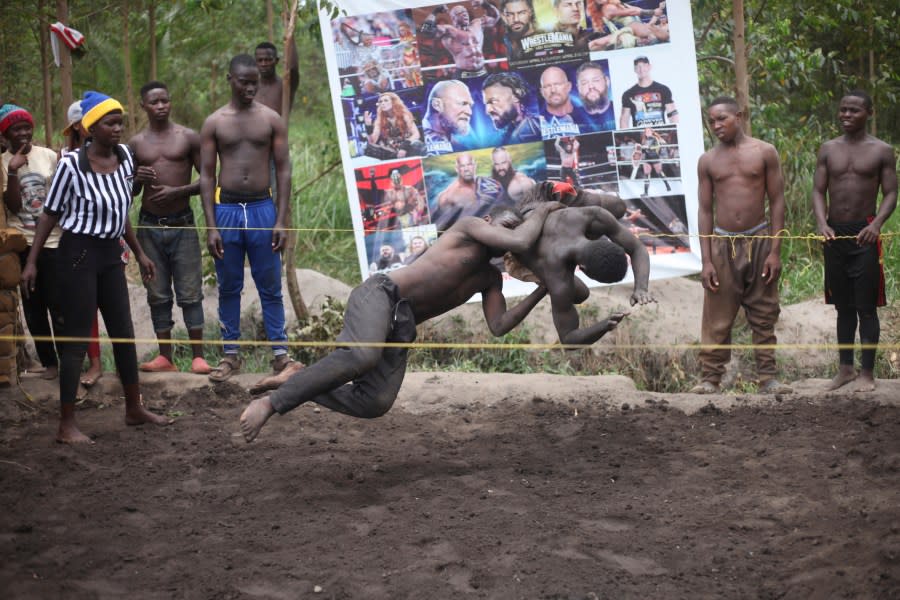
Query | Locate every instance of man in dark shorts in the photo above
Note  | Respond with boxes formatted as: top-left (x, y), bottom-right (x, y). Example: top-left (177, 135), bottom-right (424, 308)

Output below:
top-left (200, 54), bottom-right (292, 382)
top-left (812, 90), bottom-right (897, 392)
top-left (129, 81), bottom-right (211, 375)
top-left (239, 201), bottom-right (563, 442)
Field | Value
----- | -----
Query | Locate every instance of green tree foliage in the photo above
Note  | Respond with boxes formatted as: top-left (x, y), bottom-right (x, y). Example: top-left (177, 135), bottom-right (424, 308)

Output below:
top-left (694, 0), bottom-right (898, 143)
top-left (1, 0), bottom-right (896, 292)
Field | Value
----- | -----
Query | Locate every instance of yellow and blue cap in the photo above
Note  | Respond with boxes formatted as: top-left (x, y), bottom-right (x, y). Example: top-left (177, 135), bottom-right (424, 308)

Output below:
top-left (80, 90), bottom-right (124, 131)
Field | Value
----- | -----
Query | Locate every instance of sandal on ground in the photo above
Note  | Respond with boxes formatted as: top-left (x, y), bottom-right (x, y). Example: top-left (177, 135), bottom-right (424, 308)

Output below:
top-left (689, 381), bottom-right (719, 394)
top-left (140, 355), bottom-right (178, 373)
top-left (190, 357), bottom-right (213, 375)
top-left (209, 355), bottom-right (242, 383)
top-left (250, 360), bottom-right (305, 395)
top-left (271, 354), bottom-right (295, 374)
top-left (758, 379), bottom-right (792, 394)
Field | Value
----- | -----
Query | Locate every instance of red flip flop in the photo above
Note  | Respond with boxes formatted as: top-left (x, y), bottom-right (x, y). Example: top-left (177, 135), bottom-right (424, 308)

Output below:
top-left (139, 355), bottom-right (178, 372)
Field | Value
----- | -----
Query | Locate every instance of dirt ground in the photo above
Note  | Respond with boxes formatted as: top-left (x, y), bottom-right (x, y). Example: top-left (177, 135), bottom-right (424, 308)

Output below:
top-left (1, 371), bottom-right (898, 599)
top-left (2, 273), bottom-right (898, 598)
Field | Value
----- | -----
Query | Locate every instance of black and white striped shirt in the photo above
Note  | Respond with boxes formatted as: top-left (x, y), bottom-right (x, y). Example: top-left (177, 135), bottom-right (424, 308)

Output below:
top-left (44, 143), bottom-right (134, 238)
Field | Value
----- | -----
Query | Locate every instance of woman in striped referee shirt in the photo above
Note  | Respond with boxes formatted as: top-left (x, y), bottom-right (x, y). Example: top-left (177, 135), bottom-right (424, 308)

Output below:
top-left (22, 91), bottom-right (170, 444)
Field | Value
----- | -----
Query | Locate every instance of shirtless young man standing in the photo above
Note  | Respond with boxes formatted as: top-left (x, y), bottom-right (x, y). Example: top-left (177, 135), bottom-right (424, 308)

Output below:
top-left (254, 41), bottom-right (298, 205)
top-left (129, 81), bottom-right (211, 375)
top-left (693, 96), bottom-right (791, 395)
top-left (200, 54), bottom-right (292, 382)
top-left (812, 90), bottom-right (897, 392)
top-left (239, 201), bottom-right (562, 442)
top-left (253, 41), bottom-right (298, 116)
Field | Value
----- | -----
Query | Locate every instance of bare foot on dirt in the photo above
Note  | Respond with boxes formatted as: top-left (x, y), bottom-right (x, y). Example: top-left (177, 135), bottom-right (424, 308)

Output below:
top-left (125, 406), bottom-right (173, 427)
top-left (250, 361), bottom-right (305, 395)
top-left (80, 365), bottom-right (103, 387)
top-left (57, 422), bottom-right (94, 445)
top-left (853, 371), bottom-right (876, 392)
top-left (40, 366), bottom-right (59, 380)
top-left (240, 396), bottom-right (277, 442)
top-left (826, 366), bottom-right (857, 391)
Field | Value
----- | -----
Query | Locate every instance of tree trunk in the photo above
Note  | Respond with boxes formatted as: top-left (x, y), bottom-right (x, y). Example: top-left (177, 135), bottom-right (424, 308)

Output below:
top-left (210, 60), bottom-right (218, 109)
top-left (56, 0), bottom-right (73, 128)
top-left (732, 0), bottom-right (751, 135)
top-left (267, 0), bottom-right (275, 43)
top-left (39, 0), bottom-right (54, 147)
top-left (149, 0), bottom-right (157, 81)
top-left (868, 20), bottom-right (876, 136)
top-left (122, 1), bottom-right (137, 134)
top-left (280, 0), bottom-right (309, 321)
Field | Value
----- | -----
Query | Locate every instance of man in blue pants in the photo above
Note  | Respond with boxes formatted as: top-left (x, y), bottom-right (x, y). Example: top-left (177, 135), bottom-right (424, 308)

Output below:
top-left (200, 54), bottom-right (293, 382)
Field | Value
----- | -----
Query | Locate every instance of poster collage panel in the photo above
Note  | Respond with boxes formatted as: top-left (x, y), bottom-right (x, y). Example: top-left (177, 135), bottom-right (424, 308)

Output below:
top-left (330, 0), bottom-right (692, 280)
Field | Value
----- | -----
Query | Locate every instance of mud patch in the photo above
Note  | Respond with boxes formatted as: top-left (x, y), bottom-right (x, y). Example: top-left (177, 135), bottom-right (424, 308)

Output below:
top-left (1, 374), bottom-right (898, 598)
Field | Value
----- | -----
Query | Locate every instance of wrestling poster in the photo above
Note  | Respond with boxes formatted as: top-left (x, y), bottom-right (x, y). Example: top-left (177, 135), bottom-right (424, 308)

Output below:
top-left (319, 0), bottom-right (704, 296)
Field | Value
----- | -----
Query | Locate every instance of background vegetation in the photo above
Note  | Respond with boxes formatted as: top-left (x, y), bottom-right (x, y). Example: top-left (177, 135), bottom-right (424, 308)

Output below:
top-left (1, 1), bottom-right (897, 385)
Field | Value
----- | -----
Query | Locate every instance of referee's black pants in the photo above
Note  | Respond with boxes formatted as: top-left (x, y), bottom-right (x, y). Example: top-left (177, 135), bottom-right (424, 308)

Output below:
top-left (57, 233), bottom-right (139, 404)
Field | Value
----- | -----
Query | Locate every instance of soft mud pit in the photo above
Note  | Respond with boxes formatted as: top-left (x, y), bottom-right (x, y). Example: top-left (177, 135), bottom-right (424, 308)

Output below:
top-left (1, 373), bottom-right (898, 599)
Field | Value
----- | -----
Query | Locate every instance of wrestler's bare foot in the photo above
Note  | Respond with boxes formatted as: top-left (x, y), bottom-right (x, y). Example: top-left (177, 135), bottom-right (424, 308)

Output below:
top-left (826, 366), bottom-right (857, 391)
top-left (56, 420), bottom-right (94, 445)
top-left (40, 365), bottom-right (59, 380)
top-left (125, 405), bottom-right (173, 427)
top-left (240, 396), bottom-right (277, 443)
top-left (853, 370), bottom-right (876, 392)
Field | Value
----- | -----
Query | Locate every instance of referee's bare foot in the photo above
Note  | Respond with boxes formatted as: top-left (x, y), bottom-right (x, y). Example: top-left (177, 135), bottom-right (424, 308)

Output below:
top-left (56, 421), bottom-right (94, 445)
top-left (826, 366), bottom-right (857, 391)
top-left (240, 396), bottom-right (276, 442)
top-left (125, 406), bottom-right (173, 427)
